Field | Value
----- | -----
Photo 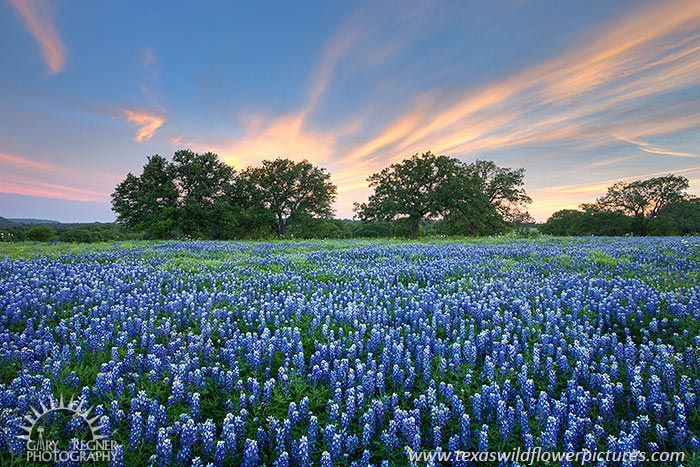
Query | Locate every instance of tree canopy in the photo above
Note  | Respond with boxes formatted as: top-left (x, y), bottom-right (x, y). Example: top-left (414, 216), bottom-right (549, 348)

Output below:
top-left (355, 152), bottom-right (474, 238)
top-left (109, 149), bottom-right (697, 240)
top-left (583, 175), bottom-right (689, 218)
top-left (112, 155), bottom-right (179, 238)
top-left (112, 152), bottom-right (337, 239)
top-left (355, 152), bottom-right (532, 238)
top-left (171, 150), bottom-right (237, 238)
top-left (467, 160), bottom-right (532, 223)
top-left (543, 174), bottom-right (696, 236)
top-left (243, 158), bottom-right (337, 236)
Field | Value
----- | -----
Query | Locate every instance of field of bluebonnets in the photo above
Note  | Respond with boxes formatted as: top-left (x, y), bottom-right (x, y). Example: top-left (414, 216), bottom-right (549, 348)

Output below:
top-left (0, 237), bottom-right (699, 466)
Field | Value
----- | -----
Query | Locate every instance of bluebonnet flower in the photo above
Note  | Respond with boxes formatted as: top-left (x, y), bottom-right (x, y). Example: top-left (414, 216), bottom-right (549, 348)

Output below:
top-left (330, 433), bottom-right (343, 460)
top-left (156, 429), bottom-right (172, 467)
top-left (308, 415), bottom-right (319, 447)
top-left (321, 451), bottom-right (333, 467)
top-left (110, 444), bottom-right (124, 467)
top-left (540, 416), bottom-right (559, 450)
top-left (477, 424), bottom-right (489, 452)
top-left (295, 436), bottom-right (311, 467)
top-left (242, 439), bottom-right (260, 467)
top-left (362, 421), bottom-right (373, 447)
top-left (460, 414), bottom-right (471, 449)
top-left (214, 441), bottom-right (226, 467)
top-left (176, 418), bottom-right (198, 465)
top-left (201, 418), bottom-right (216, 458)
top-left (346, 434), bottom-right (359, 454)
top-left (1, 238), bottom-right (699, 462)
top-left (381, 420), bottom-right (398, 451)
top-left (359, 450), bottom-right (371, 467)
top-left (274, 451), bottom-right (290, 467)
top-left (128, 411), bottom-right (143, 449)
top-left (144, 414), bottom-right (158, 445)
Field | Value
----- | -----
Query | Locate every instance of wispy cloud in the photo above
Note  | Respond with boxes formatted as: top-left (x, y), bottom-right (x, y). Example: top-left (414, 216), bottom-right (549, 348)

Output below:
top-left (187, 114), bottom-right (337, 169)
top-left (306, 1), bottom-right (438, 113)
top-left (0, 151), bottom-right (66, 173)
top-left (581, 154), bottom-right (641, 170)
top-left (142, 48), bottom-right (156, 72)
top-left (122, 109), bottom-right (165, 142)
top-left (172, 1), bottom-right (441, 171)
top-left (0, 152), bottom-right (111, 202)
top-left (0, 177), bottom-right (106, 202)
top-left (344, 0), bottom-right (699, 170)
top-left (613, 135), bottom-right (699, 159)
top-left (163, 0), bottom-right (698, 220)
top-left (313, 0), bottom-right (699, 219)
top-left (9, 0), bottom-right (66, 74)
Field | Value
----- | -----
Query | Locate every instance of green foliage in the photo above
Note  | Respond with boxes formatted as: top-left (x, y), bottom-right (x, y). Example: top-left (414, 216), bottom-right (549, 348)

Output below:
top-left (355, 152), bottom-right (482, 238)
top-left (25, 225), bottom-right (56, 242)
top-left (466, 159), bottom-right (532, 224)
top-left (650, 198), bottom-right (700, 235)
top-left (580, 174), bottom-right (690, 235)
top-left (542, 175), bottom-right (696, 237)
top-left (350, 221), bottom-right (394, 238)
top-left (540, 210), bottom-right (633, 236)
top-left (111, 152), bottom-right (339, 240)
top-left (112, 154), bottom-right (179, 237)
top-left (356, 152), bottom-right (532, 238)
top-left (172, 149), bottom-right (238, 238)
top-left (0, 230), bottom-right (15, 242)
top-left (243, 158), bottom-right (337, 237)
top-left (287, 215), bottom-right (352, 239)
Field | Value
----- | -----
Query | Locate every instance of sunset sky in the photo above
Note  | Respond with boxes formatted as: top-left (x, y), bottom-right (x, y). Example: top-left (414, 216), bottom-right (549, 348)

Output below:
top-left (0, 0), bottom-right (698, 222)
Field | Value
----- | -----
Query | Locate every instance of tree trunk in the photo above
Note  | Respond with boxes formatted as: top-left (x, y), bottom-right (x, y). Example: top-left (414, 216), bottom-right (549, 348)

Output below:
top-left (277, 215), bottom-right (287, 237)
top-left (410, 217), bottom-right (420, 239)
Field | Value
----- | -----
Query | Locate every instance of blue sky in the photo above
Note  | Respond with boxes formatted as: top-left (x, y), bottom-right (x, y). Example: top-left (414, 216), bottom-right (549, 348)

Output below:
top-left (0, 0), bottom-right (698, 222)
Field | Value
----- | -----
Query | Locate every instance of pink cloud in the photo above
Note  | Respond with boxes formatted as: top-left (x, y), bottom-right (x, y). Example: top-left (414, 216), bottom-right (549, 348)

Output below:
top-left (9, 0), bottom-right (66, 74)
top-left (122, 109), bottom-right (166, 142)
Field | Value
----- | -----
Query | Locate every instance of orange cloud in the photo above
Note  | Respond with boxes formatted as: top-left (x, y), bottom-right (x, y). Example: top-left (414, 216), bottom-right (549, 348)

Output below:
top-left (0, 177), bottom-right (106, 202)
top-left (340, 0), bottom-right (699, 164)
top-left (9, 0), bottom-right (66, 74)
top-left (122, 110), bottom-right (165, 142)
top-left (164, 0), bottom-right (698, 222)
top-left (172, 1), bottom-right (440, 172)
top-left (198, 114), bottom-right (336, 169)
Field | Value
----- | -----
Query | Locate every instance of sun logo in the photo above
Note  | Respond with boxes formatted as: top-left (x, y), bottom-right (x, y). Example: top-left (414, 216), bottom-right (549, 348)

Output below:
top-left (17, 394), bottom-right (107, 447)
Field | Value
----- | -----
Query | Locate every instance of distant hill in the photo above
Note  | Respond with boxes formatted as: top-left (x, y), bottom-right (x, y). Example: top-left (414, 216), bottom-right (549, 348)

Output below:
top-left (0, 216), bottom-right (14, 227)
top-left (7, 218), bottom-right (61, 225)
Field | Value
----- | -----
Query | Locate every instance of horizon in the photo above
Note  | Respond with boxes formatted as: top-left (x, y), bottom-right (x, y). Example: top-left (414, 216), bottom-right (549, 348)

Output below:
top-left (0, 0), bottom-right (698, 223)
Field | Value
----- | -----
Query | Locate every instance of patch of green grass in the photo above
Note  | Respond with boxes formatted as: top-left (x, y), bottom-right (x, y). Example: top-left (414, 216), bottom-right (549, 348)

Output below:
top-left (587, 250), bottom-right (623, 267)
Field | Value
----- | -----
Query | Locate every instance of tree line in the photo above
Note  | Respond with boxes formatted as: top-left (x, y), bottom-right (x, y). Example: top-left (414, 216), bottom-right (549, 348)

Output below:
top-left (540, 175), bottom-right (700, 236)
top-left (111, 150), bottom-right (532, 239)
top-left (2, 150), bottom-right (695, 242)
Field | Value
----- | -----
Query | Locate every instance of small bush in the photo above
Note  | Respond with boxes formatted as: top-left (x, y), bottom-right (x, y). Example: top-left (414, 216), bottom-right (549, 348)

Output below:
top-left (25, 225), bottom-right (56, 242)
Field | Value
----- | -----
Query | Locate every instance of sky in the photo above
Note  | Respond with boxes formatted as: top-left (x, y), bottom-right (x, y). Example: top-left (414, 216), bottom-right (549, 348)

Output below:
top-left (0, 0), bottom-right (698, 223)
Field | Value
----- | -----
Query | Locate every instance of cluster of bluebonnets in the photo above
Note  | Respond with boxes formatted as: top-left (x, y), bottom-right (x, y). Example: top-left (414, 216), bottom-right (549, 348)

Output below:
top-left (0, 238), bottom-right (698, 466)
